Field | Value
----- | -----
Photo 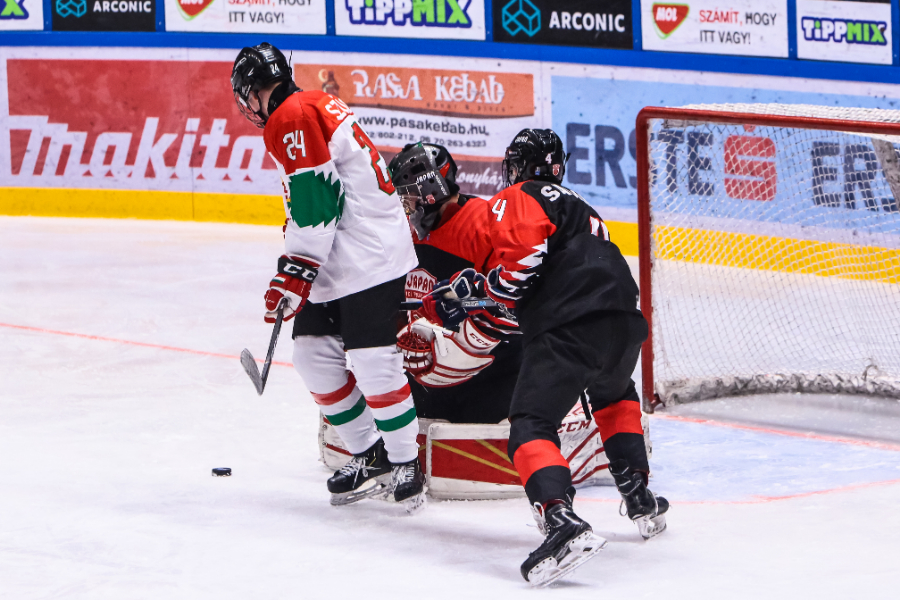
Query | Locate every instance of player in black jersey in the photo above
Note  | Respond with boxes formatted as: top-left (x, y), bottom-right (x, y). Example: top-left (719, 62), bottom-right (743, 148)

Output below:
top-left (421, 130), bottom-right (669, 586)
top-left (388, 143), bottom-right (522, 424)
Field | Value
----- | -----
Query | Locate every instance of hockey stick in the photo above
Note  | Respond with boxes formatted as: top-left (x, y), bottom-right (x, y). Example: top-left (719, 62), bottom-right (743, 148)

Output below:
top-left (400, 298), bottom-right (501, 312)
top-left (241, 297), bottom-right (289, 396)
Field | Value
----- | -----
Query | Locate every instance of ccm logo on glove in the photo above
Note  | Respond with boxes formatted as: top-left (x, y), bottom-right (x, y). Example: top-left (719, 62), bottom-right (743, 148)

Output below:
top-left (264, 255), bottom-right (319, 323)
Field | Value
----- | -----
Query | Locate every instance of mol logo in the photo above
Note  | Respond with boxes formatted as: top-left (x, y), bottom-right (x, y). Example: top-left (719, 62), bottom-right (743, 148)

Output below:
top-left (176, 0), bottom-right (215, 20)
top-left (56, 0), bottom-right (86, 17)
top-left (800, 17), bottom-right (887, 46)
top-left (651, 3), bottom-right (689, 38)
top-left (501, 0), bottom-right (540, 37)
top-left (1, 0), bottom-right (29, 19)
top-left (346, 0), bottom-right (472, 28)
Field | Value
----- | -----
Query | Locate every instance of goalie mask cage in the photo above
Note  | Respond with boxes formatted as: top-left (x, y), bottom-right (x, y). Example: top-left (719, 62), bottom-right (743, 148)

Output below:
top-left (636, 104), bottom-right (900, 410)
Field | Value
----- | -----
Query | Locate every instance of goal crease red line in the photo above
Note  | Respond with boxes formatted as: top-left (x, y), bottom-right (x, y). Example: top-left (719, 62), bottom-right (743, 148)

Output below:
top-left (0, 322), bottom-right (293, 368)
top-left (654, 413), bottom-right (900, 452)
top-left (578, 477), bottom-right (900, 506)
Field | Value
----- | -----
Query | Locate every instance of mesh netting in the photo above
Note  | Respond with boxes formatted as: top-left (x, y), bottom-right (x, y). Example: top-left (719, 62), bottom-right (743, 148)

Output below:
top-left (645, 104), bottom-right (900, 404)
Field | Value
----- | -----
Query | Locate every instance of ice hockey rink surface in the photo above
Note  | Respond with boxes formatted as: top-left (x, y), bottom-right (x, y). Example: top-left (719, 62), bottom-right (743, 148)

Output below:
top-left (2, 217), bottom-right (899, 599)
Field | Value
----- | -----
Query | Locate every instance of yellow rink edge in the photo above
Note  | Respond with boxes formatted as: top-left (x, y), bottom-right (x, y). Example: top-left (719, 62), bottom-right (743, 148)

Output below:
top-left (656, 224), bottom-right (900, 284)
top-left (0, 187), bottom-right (644, 256)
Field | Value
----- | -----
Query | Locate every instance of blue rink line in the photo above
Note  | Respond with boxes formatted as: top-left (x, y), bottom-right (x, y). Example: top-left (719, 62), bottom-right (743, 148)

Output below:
top-left (580, 417), bottom-right (900, 504)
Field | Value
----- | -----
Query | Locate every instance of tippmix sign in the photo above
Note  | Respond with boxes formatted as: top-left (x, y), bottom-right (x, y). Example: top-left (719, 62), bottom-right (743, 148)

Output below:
top-left (164, 0), bottom-right (325, 34)
top-left (335, 0), bottom-right (486, 40)
top-left (492, 0), bottom-right (633, 49)
top-left (796, 0), bottom-right (892, 65)
top-left (641, 0), bottom-right (788, 57)
top-left (1, 0), bottom-right (44, 30)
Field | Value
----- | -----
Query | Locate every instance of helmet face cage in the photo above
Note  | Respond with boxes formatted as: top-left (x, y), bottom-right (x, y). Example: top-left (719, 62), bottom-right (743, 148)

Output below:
top-left (503, 129), bottom-right (568, 187)
top-left (390, 143), bottom-right (452, 213)
top-left (231, 43), bottom-right (293, 129)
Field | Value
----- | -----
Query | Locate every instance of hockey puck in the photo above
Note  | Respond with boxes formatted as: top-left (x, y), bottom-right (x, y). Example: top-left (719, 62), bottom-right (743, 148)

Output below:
top-left (211, 467), bottom-right (232, 477)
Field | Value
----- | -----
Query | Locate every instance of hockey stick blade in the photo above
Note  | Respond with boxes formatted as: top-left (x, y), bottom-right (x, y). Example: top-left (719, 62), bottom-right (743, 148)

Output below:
top-left (241, 297), bottom-right (288, 396)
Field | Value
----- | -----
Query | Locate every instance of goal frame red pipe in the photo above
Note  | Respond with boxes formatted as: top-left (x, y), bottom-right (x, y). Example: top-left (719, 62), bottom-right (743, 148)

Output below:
top-left (635, 106), bottom-right (900, 413)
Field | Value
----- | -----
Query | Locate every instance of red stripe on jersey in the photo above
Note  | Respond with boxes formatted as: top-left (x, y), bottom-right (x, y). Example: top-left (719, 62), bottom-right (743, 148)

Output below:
top-left (594, 400), bottom-right (644, 442)
top-left (513, 439), bottom-right (570, 486)
top-left (311, 373), bottom-right (358, 406)
top-left (366, 384), bottom-right (412, 409)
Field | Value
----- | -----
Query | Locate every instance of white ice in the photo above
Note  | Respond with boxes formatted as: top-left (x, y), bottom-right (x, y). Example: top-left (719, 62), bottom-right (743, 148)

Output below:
top-left (2, 217), bottom-right (899, 599)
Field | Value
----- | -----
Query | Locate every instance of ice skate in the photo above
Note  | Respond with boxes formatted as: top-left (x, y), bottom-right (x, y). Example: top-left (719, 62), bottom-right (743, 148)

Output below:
top-left (609, 459), bottom-right (669, 539)
top-left (390, 457), bottom-right (427, 514)
top-left (521, 497), bottom-right (607, 587)
top-left (327, 438), bottom-right (392, 506)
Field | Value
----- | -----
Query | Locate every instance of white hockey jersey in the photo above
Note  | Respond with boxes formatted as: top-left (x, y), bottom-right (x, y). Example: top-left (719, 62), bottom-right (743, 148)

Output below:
top-left (264, 90), bottom-right (417, 303)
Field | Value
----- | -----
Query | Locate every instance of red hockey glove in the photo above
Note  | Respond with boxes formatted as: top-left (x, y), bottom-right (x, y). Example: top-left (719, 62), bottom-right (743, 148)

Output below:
top-left (264, 255), bottom-right (318, 323)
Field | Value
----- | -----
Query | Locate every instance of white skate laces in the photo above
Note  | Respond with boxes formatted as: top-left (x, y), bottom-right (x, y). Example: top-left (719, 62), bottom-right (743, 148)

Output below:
top-left (391, 462), bottom-right (415, 488)
top-left (531, 502), bottom-right (549, 536)
top-left (339, 456), bottom-right (370, 482)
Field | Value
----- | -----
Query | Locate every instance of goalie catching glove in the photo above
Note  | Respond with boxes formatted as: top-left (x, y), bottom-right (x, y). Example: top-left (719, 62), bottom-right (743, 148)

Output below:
top-left (264, 255), bottom-right (318, 323)
top-left (397, 317), bottom-right (499, 387)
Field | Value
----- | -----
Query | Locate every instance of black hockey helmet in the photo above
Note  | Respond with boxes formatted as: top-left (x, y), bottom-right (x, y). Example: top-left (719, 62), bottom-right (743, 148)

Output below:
top-left (231, 43), bottom-right (296, 128)
top-left (388, 143), bottom-right (459, 239)
top-left (502, 128), bottom-right (569, 187)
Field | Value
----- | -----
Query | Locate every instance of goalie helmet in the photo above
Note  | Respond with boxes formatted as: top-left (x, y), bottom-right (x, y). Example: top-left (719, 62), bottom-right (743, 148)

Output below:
top-left (502, 128), bottom-right (569, 187)
top-left (388, 143), bottom-right (459, 240)
top-left (231, 43), bottom-right (297, 128)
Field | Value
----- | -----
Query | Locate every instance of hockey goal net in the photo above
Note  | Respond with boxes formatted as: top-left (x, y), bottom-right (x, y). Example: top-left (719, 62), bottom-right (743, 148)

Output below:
top-left (637, 104), bottom-right (900, 409)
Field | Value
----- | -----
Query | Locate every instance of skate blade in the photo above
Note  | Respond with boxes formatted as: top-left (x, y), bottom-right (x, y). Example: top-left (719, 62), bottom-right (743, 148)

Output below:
top-left (330, 477), bottom-right (391, 506)
top-left (635, 513), bottom-right (667, 539)
top-left (400, 491), bottom-right (427, 515)
top-left (527, 531), bottom-right (607, 588)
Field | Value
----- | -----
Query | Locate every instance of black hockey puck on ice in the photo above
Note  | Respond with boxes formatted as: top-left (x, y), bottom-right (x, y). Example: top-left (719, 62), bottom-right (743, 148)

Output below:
top-left (212, 467), bottom-right (232, 477)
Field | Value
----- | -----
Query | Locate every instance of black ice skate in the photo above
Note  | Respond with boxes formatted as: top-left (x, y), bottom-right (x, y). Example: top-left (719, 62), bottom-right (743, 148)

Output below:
top-left (390, 457), bottom-right (426, 514)
top-left (521, 495), bottom-right (607, 587)
top-left (327, 438), bottom-right (392, 506)
top-left (609, 459), bottom-right (669, 539)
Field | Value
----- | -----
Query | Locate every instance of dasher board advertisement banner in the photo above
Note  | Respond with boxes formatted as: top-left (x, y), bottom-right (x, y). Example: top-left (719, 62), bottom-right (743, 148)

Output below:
top-left (0, 48), bottom-right (541, 202)
top-left (294, 54), bottom-right (540, 197)
top-left (548, 64), bottom-right (900, 221)
top-left (797, 0), bottom-right (892, 65)
top-left (0, 0), bottom-right (44, 31)
top-left (335, 0), bottom-right (486, 40)
top-left (165, 0), bottom-right (326, 34)
top-left (52, 0), bottom-right (157, 31)
top-left (492, 0), bottom-right (633, 49)
top-left (641, 0), bottom-right (788, 58)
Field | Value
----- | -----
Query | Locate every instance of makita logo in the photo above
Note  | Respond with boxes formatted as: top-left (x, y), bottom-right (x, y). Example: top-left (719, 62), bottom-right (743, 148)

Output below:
top-left (345, 0), bottom-right (472, 28)
top-left (800, 17), bottom-right (887, 46)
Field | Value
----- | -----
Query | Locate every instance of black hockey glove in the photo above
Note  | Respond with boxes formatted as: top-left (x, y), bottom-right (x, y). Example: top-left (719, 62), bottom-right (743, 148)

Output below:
top-left (420, 268), bottom-right (484, 331)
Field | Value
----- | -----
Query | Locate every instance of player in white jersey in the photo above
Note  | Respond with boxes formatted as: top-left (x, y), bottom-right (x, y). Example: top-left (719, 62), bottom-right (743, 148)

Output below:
top-left (231, 43), bottom-right (425, 510)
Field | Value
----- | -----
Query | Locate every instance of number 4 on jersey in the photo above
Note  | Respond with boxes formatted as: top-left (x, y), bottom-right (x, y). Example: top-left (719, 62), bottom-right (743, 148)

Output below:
top-left (492, 199), bottom-right (507, 221)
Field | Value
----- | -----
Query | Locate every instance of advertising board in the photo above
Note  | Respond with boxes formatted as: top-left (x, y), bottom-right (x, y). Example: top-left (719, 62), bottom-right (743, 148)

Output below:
top-left (0, 48), bottom-right (541, 206)
top-left (164, 0), bottom-right (326, 34)
top-left (335, 0), bottom-right (486, 40)
top-left (796, 0), bottom-right (892, 65)
top-left (492, 0), bottom-right (632, 49)
top-left (293, 56), bottom-right (540, 197)
top-left (640, 0), bottom-right (788, 58)
top-left (0, 0), bottom-right (44, 31)
top-left (549, 64), bottom-right (900, 232)
top-left (52, 0), bottom-right (157, 31)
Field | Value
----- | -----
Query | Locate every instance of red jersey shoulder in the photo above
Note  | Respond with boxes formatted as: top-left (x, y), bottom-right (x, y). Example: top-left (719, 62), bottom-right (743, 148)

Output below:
top-left (421, 197), bottom-right (494, 271)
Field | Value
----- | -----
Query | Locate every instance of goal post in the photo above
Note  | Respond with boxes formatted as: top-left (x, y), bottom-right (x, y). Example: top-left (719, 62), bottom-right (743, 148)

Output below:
top-left (636, 104), bottom-right (900, 412)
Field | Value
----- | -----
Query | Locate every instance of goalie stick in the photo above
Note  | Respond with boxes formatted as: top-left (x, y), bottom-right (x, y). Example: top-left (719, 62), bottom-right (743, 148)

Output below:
top-left (400, 298), bottom-right (513, 320)
top-left (241, 297), bottom-right (289, 396)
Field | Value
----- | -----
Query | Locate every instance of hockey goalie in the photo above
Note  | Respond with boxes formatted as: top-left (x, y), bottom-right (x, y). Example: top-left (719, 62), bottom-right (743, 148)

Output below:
top-left (318, 142), bottom-right (651, 500)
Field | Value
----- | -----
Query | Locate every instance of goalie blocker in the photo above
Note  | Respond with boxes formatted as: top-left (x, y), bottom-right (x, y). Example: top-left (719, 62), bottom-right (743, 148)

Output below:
top-left (319, 404), bottom-right (652, 500)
